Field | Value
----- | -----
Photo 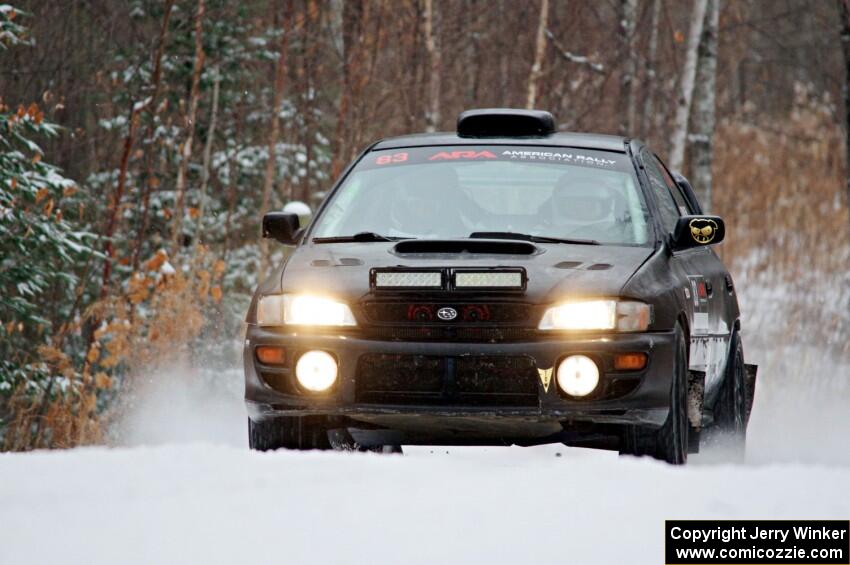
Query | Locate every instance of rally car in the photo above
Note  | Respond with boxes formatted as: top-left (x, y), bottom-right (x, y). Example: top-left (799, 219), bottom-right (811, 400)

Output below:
top-left (244, 108), bottom-right (757, 464)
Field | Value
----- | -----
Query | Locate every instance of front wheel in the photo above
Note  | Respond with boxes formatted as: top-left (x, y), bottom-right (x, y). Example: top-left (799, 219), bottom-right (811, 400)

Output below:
top-left (248, 416), bottom-right (332, 451)
top-left (327, 428), bottom-right (403, 454)
top-left (620, 323), bottom-right (689, 464)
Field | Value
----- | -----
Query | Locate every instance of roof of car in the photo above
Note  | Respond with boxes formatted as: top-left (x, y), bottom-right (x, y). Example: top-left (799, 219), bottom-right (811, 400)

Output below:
top-left (372, 131), bottom-right (630, 152)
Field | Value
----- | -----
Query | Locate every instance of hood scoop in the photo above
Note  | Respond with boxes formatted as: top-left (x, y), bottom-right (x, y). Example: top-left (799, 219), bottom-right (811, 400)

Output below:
top-left (393, 239), bottom-right (537, 255)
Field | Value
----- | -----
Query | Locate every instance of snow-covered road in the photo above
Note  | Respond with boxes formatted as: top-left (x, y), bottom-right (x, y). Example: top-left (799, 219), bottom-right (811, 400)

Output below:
top-left (2, 441), bottom-right (849, 565)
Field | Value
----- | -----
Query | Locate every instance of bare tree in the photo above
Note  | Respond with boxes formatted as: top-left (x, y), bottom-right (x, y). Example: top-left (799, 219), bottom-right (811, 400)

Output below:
top-left (259, 2), bottom-right (293, 278)
top-left (526, 0), bottom-right (549, 109)
top-left (668, 0), bottom-right (708, 172)
top-left (839, 0), bottom-right (850, 227)
top-left (640, 0), bottom-right (661, 140)
top-left (131, 0), bottom-right (176, 271)
top-left (170, 0), bottom-right (206, 254)
top-left (297, 0), bottom-right (322, 204)
top-left (423, 0), bottom-right (441, 131)
top-left (618, 0), bottom-right (639, 135)
top-left (544, 29), bottom-right (604, 73)
top-left (689, 0), bottom-right (720, 210)
top-left (194, 65), bottom-right (221, 251)
top-left (100, 99), bottom-right (148, 299)
top-left (331, 0), bottom-right (363, 178)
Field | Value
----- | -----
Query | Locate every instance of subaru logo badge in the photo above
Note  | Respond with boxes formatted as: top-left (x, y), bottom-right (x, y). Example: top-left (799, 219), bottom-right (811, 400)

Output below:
top-left (437, 307), bottom-right (458, 321)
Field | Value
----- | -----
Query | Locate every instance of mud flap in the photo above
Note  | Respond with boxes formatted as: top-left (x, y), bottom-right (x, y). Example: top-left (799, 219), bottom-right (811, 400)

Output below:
top-left (744, 364), bottom-right (758, 426)
top-left (687, 370), bottom-right (706, 454)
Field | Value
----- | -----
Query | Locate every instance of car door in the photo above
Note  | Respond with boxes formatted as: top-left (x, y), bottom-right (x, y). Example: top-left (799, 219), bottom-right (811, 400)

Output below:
top-left (648, 153), bottom-right (733, 394)
top-left (641, 148), bottom-right (717, 386)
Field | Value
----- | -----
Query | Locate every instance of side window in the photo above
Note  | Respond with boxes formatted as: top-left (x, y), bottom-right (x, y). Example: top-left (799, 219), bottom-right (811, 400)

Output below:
top-left (654, 155), bottom-right (692, 215)
top-left (642, 150), bottom-right (680, 233)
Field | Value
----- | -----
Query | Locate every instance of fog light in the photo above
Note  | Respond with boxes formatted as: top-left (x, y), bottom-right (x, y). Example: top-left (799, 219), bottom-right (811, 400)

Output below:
top-left (614, 352), bottom-right (647, 371)
top-left (256, 346), bottom-right (286, 366)
top-left (295, 350), bottom-right (338, 392)
top-left (557, 355), bottom-right (600, 397)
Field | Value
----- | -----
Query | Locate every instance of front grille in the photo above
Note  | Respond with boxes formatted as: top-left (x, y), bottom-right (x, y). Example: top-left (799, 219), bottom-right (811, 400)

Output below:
top-left (455, 356), bottom-right (538, 395)
top-left (356, 354), bottom-right (444, 394)
top-left (358, 300), bottom-right (539, 343)
top-left (362, 301), bottom-right (534, 325)
top-left (356, 354), bottom-right (539, 407)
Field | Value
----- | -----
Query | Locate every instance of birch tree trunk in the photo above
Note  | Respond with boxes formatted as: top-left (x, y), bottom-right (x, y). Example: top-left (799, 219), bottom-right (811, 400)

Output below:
top-left (423, 0), bottom-right (441, 132)
top-left (839, 0), bottom-right (850, 233)
top-left (668, 0), bottom-right (708, 172)
top-left (618, 0), bottom-right (638, 135)
top-left (259, 2), bottom-right (292, 278)
top-left (525, 0), bottom-right (549, 110)
top-left (170, 0), bottom-right (206, 255)
top-left (689, 0), bottom-right (720, 211)
top-left (640, 0), bottom-right (661, 140)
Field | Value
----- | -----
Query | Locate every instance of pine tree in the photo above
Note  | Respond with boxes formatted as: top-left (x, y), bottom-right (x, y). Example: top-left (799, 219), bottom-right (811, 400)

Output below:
top-left (0, 100), bottom-right (98, 432)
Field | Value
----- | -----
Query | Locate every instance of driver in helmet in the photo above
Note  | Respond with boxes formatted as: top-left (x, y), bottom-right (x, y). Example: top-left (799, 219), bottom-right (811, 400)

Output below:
top-left (388, 166), bottom-right (467, 238)
top-left (540, 175), bottom-right (626, 241)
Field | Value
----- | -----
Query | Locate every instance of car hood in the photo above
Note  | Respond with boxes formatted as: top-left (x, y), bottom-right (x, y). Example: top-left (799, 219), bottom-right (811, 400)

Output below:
top-left (276, 241), bottom-right (654, 303)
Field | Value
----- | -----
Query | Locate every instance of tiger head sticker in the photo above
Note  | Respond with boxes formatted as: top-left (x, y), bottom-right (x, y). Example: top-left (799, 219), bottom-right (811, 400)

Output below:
top-left (689, 218), bottom-right (718, 245)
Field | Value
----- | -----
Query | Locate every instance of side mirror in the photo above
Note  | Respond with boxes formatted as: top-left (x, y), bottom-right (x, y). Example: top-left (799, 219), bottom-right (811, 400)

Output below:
top-left (671, 215), bottom-right (725, 251)
top-left (262, 212), bottom-right (301, 245)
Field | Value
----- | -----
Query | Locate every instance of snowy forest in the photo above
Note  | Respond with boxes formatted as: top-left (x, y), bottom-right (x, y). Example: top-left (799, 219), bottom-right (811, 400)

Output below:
top-left (1, 0), bottom-right (848, 451)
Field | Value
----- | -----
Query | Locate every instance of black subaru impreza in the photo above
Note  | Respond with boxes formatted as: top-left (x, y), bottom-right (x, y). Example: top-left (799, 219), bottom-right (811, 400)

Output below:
top-left (244, 109), bottom-right (756, 463)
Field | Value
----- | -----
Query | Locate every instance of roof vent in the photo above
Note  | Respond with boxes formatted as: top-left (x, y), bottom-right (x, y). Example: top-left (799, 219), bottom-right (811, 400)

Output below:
top-left (457, 108), bottom-right (556, 138)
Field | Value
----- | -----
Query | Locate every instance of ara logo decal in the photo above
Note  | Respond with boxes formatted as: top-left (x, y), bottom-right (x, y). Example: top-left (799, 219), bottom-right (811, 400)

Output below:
top-left (429, 150), bottom-right (497, 161)
top-left (689, 218), bottom-right (718, 244)
top-left (436, 307), bottom-right (458, 321)
top-left (537, 367), bottom-right (554, 393)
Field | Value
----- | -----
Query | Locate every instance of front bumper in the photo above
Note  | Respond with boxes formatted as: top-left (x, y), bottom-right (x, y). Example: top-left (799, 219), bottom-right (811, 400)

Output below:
top-left (244, 326), bottom-right (677, 437)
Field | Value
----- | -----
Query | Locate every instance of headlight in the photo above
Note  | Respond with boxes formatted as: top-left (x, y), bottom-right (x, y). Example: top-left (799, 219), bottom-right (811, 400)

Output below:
top-left (538, 299), bottom-right (650, 331)
top-left (256, 294), bottom-right (357, 327)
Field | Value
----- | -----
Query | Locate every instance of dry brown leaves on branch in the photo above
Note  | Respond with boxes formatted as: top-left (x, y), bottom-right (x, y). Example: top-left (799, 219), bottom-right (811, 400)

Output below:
top-left (87, 249), bottom-right (221, 377)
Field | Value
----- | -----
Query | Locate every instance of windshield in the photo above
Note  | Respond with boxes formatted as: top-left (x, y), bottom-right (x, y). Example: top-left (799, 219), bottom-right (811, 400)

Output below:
top-left (311, 145), bottom-right (650, 245)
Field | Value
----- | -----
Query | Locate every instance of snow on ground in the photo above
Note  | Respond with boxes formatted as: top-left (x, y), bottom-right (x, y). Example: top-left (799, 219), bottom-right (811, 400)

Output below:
top-left (2, 443), bottom-right (849, 565)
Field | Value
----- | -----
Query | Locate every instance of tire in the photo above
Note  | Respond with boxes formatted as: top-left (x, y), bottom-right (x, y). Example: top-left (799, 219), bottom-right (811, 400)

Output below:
top-left (713, 331), bottom-right (747, 451)
top-left (620, 323), bottom-right (689, 465)
top-left (652, 324), bottom-right (690, 464)
top-left (327, 428), bottom-right (403, 454)
top-left (248, 416), bottom-right (332, 451)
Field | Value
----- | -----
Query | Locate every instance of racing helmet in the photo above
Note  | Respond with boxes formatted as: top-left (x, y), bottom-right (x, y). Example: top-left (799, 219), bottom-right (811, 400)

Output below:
top-left (389, 166), bottom-right (461, 235)
top-left (550, 175), bottom-right (617, 225)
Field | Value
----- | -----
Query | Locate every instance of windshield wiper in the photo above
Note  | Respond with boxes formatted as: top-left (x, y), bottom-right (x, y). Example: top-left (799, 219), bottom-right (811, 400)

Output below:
top-left (468, 231), bottom-right (600, 245)
top-left (313, 231), bottom-right (406, 243)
